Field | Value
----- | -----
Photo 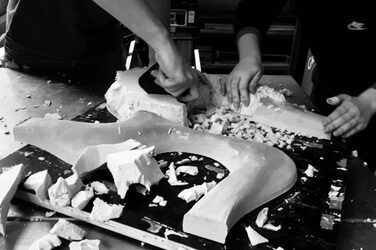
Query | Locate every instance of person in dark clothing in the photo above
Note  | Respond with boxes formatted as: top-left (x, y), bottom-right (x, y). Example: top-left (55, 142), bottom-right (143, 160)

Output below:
top-left (1, 0), bottom-right (198, 100)
top-left (228, 0), bottom-right (376, 170)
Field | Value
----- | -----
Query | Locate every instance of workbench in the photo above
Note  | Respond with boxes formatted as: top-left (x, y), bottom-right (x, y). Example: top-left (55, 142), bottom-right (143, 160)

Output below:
top-left (0, 68), bottom-right (375, 250)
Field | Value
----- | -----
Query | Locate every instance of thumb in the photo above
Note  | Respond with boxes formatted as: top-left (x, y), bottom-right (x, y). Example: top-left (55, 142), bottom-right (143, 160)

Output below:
top-left (326, 96), bottom-right (340, 106)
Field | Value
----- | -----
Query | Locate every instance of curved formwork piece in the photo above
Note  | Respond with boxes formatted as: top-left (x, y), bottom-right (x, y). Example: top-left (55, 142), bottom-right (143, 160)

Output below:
top-left (14, 111), bottom-right (296, 243)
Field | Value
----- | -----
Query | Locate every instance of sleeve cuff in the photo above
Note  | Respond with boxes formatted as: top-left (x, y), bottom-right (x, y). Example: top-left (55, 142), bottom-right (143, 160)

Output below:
top-left (235, 27), bottom-right (263, 44)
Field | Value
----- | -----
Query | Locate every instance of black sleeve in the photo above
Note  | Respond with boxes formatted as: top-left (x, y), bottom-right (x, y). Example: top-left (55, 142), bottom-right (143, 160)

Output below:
top-left (234, 0), bottom-right (288, 41)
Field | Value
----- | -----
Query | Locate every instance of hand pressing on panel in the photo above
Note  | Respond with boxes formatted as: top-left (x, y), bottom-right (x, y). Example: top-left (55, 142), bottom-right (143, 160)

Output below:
top-left (323, 89), bottom-right (376, 138)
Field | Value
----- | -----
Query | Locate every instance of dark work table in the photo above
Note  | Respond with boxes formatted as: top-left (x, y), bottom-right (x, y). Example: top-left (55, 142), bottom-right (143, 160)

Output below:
top-left (0, 68), bottom-right (375, 250)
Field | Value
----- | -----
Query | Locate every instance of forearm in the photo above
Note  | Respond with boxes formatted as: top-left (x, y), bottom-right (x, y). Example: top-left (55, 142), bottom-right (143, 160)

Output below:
top-left (237, 32), bottom-right (262, 61)
top-left (92, 0), bottom-right (172, 53)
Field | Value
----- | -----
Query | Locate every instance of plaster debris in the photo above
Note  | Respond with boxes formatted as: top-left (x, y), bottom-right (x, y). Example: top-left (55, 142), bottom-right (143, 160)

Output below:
top-left (166, 163), bottom-right (188, 186)
top-left (178, 181), bottom-right (216, 203)
top-left (29, 234), bottom-right (61, 250)
top-left (50, 219), bottom-right (86, 241)
top-left (176, 166), bottom-right (198, 176)
top-left (71, 187), bottom-right (94, 210)
top-left (255, 207), bottom-right (269, 227)
top-left (38, 157), bottom-right (45, 161)
top-left (263, 223), bottom-right (281, 231)
top-left (89, 198), bottom-right (123, 222)
top-left (245, 226), bottom-right (268, 246)
top-left (304, 164), bottom-right (318, 177)
top-left (69, 239), bottom-right (101, 250)
top-left (90, 181), bottom-right (109, 195)
top-left (164, 229), bottom-right (188, 239)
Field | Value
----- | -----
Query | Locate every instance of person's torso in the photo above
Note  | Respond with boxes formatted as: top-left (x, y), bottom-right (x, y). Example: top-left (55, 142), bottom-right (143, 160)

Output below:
top-left (5, 0), bottom-right (125, 70)
top-left (296, 0), bottom-right (375, 95)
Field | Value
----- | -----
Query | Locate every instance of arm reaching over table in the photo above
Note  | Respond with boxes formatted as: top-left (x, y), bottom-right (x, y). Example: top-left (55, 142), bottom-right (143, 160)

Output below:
top-left (92, 0), bottom-right (199, 101)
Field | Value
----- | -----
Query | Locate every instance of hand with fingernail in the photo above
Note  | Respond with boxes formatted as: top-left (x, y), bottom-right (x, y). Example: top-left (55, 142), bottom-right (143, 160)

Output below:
top-left (151, 43), bottom-right (200, 103)
top-left (225, 56), bottom-right (263, 110)
top-left (323, 93), bottom-right (375, 138)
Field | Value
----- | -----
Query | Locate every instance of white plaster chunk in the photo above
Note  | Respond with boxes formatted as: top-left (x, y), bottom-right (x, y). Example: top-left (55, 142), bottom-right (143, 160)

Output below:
top-left (105, 70), bottom-right (188, 126)
top-left (23, 169), bottom-right (52, 202)
top-left (50, 219), bottom-right (86, 241)
top-left (29, 234), bottom-right (61, 250)
top-left (178, 181), bottom-right (217, 203)
top-left (72, 139), bottom-right (142, 177)
top-left (263, 223), bottom-right (281, 231)
top-left (0, 164), bottom-right (25, 236)
top-left (71, 186), bottom-right (94, 210)
top-left (90, 198), bottom-right (124, 222)
top-left (65, 174), bottom-right (83, 196)
top-left (255, 207), bottom-right (269, 228)
top-left (106, 146), bottom-right (164, 199)
top-left (245, 226), bottom-right (269, 246)
top-left (176, 166), bottom-right (199, 176)
top-left (90, 181), bottom-right (109, 195)
top-left (69, 239), bottom-right (101, 250)
top-left (48, 177), bottom-right (72, 207)
top-left (166, 163), bottom-right (188, 186)
top-left (304, 164), bottom-right (318, 178)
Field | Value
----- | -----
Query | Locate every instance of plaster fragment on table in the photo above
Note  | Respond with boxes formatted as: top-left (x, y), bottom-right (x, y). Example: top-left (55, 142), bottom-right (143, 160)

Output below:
top-left (176, 158), bottom-right (191, 165)
top-left (177, 181), bottom-right (216, 203)
top-left (176, 166), bottom-right (198, 176)
top-left (245, 226), bottom-right (268, 246)
top-left (71, 187), bottom-right (94, 210)
top-left (304, 164), bottom-right (318, 177)
top-left (216, 173), bottom-right (225, 179)
top-left (159, 200), bottom-right (167, 207)
top-left (273, 247), bottom-right (284, 250)
top-left (45, 211), bottom-right (56, 218)
top-left (29, 233), bottom-right (61, 250)
top-left (90, 181), bottom-right (109, 195)
top-left (255, 207), bottom-right (269, 227)
top-left (157, 160), bottom-right (168, 168)
top-left (106, 146), bottom-right (164, 198)
top-left (50, 218), bottom-right (86, 241)
top-left (301, 177), bottom-right (308, 183)
top-left (351, 150), bottom-right (358, 158)
top-left (164, 229), bottom-right (188, 239)
top-left (24, 151), bottom-right (33, 157)
top-left (23, 169), bottom-right (52, 202)
top-left (89, 198), bottom-right (123, 222)
top-left (152, 195), bottom-right (164, 204)
top-left (69, 239), bottom-right (101, 250)
top-left (263, 223), bottom-right (281, 231)
top-left (44, 113), bottom-right (62, 120)
top-left (320, 214), bottom-right (335, 230)
top-left (65, 174), bottom-right (83, 196)
top-left (38, 157), bottom-right (45, 161)
top-left (166, 163), bottom-right (188, 186)
top-left (94, 120), bottom-right (100, 124)
top-left (48, 177), bottom-right (72, 207)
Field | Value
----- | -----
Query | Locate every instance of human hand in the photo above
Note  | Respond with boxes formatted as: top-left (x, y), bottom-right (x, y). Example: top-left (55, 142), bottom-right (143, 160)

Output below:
top-left (225, 56), bottom-right (263, 110)
top-left (323, 94), bottom-right (375, 138)
top-left (152, 45), bottom-right (199, 102)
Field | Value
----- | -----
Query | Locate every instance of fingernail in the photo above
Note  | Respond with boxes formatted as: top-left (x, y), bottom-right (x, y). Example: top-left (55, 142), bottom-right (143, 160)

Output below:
top-left (326, 97), bottom-right (339, 105)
